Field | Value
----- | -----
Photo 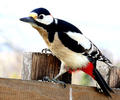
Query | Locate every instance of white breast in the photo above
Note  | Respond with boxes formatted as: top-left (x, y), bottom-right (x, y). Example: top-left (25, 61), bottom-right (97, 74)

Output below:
top-left (49, 33), bottom-right (89, 69)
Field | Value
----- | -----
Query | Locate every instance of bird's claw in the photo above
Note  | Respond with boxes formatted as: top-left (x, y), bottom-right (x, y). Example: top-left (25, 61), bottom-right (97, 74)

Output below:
top-left (52, 79), bottom-right (66, 88)
top-left (42, 76), bottom-right (66, 88)
top-left (42, 76), bottom-right (52, 82)
top-left (42, 48), bottom-right (51, 54)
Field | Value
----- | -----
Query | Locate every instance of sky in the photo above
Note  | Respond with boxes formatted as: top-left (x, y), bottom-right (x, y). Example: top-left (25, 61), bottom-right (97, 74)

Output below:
top-left (0, 0), bottom-right (120, 62)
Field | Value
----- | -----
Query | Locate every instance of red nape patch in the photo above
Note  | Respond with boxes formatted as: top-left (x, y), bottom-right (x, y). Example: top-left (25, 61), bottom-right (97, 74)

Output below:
top-left (68, 62), bottom-right (95, 79)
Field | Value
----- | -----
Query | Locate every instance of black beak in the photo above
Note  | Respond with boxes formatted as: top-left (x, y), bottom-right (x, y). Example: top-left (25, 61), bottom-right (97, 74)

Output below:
top-left (20, 17), bottom-right (35, 24)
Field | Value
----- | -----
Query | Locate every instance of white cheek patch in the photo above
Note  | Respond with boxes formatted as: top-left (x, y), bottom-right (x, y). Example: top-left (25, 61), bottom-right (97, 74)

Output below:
top-left (36, 15), bottom-right (53, 25)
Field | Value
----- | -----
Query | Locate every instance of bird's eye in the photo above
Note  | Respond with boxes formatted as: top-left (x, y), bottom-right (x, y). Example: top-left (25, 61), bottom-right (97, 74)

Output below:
top-left (39, 14), bottom-right (44, 19)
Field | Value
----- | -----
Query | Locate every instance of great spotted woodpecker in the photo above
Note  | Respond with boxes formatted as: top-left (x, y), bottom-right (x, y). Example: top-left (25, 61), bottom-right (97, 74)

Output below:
top-left (20, 8), bottom-right (114, 97)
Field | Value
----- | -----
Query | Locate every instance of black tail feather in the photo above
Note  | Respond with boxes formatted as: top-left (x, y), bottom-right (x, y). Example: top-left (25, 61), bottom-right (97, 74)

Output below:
top-left (95, 69), bottom-right (114, 93)
top-left (93, 68), bottom-right (114, 97)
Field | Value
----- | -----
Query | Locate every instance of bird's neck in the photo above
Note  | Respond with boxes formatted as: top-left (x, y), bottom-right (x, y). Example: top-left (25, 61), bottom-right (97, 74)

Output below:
top-left (32, 26), bottom-right (51, 46)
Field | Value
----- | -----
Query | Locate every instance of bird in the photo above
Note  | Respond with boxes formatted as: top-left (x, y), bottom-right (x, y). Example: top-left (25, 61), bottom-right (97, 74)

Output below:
top-left (20, 7), bottom-right (114, 97)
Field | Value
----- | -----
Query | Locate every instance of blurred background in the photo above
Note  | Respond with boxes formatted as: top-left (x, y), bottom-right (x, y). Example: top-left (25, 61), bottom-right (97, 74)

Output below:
top-left (0, 0), bottom-right (120, 80)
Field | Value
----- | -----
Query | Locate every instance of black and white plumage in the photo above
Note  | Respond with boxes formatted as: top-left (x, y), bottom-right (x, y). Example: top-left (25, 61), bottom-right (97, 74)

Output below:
top-left (54, 19), bottom-right (112, 66)
top-left (20, 8), bottom-right (114, 97)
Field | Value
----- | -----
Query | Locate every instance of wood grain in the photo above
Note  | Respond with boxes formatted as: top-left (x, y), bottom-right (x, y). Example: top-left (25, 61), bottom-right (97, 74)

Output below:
top-left (23, 52), bottom-right (120, 87)
top-left (109, 67), bottom-right (120, 88)
top-left (31, 53), bottom-right (71, 83)
top-left (0, 78), bottom-right (119, 100)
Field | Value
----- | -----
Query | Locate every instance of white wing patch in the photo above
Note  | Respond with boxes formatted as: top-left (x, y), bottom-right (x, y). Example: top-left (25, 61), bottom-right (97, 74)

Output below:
top-left (66, 31), bottom-right (91, 50)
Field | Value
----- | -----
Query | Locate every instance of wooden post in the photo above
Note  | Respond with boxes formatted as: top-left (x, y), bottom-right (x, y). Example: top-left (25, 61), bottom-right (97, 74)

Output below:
top-left (109, 67), bottom-right (120, 88)
top-left (22, 52), bottom-right (71, 83)
top-left (22, 52), bottom-right (32, 80)
top-left (97, 61), bottom-right (120, 88)
top-left (97, 61), bottom-right (110, 84)
top-left (22, 52), bottom-right (120, 88)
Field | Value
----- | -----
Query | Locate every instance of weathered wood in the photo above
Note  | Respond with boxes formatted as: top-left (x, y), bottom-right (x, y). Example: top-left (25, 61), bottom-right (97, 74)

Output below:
top-left (32, 53), bottom-right (71, 83)
top-left (109, 67), bottom-right (120, 88)
top-left (31, 53), bottom-right (60, 80)
top-left (22, 52), bottom-right (32, 80)
top-left (0, 78), bottom-right (119, 100)
top-left (90, 61), bottom-right (120, 88)
top-left (97, 61), bottom-right (110, 84)
top-left (22, 52), bottom-right (71, 83)
top-left (97, 61), bottom-right (120, 88)
top-left (22, 52), bottom-right (120, 88)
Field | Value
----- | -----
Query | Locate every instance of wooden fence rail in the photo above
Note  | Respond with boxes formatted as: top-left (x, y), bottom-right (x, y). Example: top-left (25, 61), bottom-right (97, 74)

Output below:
top-left (1, 52), bottom-right (119, 100)
top-left (0, 78), bottom-right (120, 100)
top-left (22, 52), bottom-right (120, 88)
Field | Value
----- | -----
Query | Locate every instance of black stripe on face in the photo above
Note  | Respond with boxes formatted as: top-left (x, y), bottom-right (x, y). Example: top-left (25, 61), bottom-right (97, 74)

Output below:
top-left (58, 32), bottom-right (85, 53)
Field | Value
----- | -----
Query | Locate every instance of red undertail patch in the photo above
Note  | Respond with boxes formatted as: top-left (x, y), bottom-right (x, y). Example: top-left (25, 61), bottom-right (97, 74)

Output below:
top-left (68, 62), bottom-right (95, 79)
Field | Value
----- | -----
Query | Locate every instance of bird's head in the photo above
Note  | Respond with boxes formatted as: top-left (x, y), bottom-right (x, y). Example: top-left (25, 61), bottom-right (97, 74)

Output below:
top-left (20, 8), bottom-right (54, 27)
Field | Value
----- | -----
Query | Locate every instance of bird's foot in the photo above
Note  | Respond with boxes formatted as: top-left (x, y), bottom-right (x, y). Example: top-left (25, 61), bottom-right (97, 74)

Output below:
top-left (52, 79), bottom-right (66, 88)
top-left (42, 76), bottom-right (66, 88)
top-left (42, 76), bottom-right (52, 82)
top-left (42, 48), bottom-right (51, 54)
